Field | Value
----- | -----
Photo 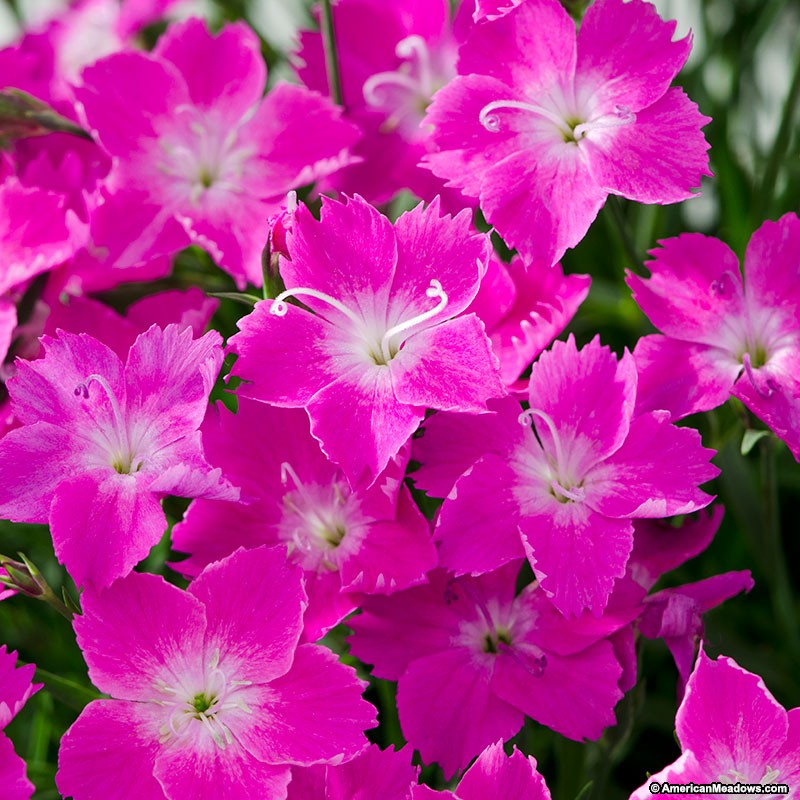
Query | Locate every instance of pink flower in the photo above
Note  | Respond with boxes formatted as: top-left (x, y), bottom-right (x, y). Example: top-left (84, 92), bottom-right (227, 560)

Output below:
top-left (630, 650), bottom-right (800, 798)
top-left (349, 563), bottom-right (625, 777)
top-left (230, 194), bottom-right (505, 487)
top-left (0, 645), bottom-right (41, 800)
top-left (0, 325), bottom-right (236, 588)
top-left (425, 0), bottom-right (711, 265)
top-left (172, 399), bottom-right (436, 641)
top-left (57, 546), bottom-right (376, 800)
top-left (630, 213), bottom-right (800, 460)
top-left (422, 335), bottom-right (719, 616)
top-left (447, 740), bottom-right (552, 800)
top-left (288, 744), bottom-right (419, 799)
top-left (76, 18), bottom-right (360, 287)
top-left (466, 256), bottom-right (590, 388)
top-left (294, 0), bottom-right (464, 208)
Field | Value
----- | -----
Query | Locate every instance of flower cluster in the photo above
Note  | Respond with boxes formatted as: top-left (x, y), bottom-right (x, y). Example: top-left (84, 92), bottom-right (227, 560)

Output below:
top-left (0, 0), bottom-right (796, 798)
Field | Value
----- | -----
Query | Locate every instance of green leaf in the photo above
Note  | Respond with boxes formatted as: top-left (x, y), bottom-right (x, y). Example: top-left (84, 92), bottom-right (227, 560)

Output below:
top-left (208, 291), bottom-right (260, 307)
top-left (0, 89), bottom-right (93, 148)
top-left (574, 781), bottom-right (594, 800)
top-left (741, 428), bottom-right (770, 456)
top-left (33, 667), bottom-right (105, 711)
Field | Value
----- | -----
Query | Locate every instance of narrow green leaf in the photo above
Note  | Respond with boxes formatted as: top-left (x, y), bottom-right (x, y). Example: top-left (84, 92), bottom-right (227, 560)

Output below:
top-left (741, 428), bottom-right (770, 456)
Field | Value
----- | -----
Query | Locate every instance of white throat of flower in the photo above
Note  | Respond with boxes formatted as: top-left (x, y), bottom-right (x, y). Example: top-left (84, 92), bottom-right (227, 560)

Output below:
top-left (277, 461), bottom-right (364, 572)
top-left (518, 408), bottom-right (586, 503)
top-left (74, 374), bottom-right (143, 475)
top-left (153, 650), bottom-right (253, 750)
top-left (270, 278), bottom-right (448, 365)
top-left (363, 35), bottom-right (436, 133)
top-left (479, 98), bottom-right (635, 143)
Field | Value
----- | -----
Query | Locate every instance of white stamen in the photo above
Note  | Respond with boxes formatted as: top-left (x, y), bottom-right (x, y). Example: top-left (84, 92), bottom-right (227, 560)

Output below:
top-left (363, 35), bottom-right (433, 108)
top-left (479, 100), bottom-right (573, 136)
top-left (572, 105), bottom-right (636, 140)
top-left (270, 287), bottom-right (364, 328)
top-left (379, 279), bottom-right (448, 362)
top-left (518, 408), bottom-right (567, 471)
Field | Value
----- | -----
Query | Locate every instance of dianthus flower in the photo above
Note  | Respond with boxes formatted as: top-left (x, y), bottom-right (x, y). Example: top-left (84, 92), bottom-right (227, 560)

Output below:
top-left (0, 645), bottom-right (40, 800)
top-left (630, 650), bottom-right (800, 798)
top-left (294, 0), bottom-right (462, 207)
top-left (230, 194), bottom-right (504, 487)
top-left (425, 0), bottom-right (711, 265)
top-left (630, 213), bottom-right (800, 460)
top-left (172, 399), bottom-right (436, 641)
top-left (349, 563), bottom-right (625, 777)
top-left (57, 546), bottom-right (376, 800)
top-left (418, 335), bottom-right (718, 616)
top-left (0, 325), bottom-right (235, 588)
top-left (76, 18), bottom-right (360, 286)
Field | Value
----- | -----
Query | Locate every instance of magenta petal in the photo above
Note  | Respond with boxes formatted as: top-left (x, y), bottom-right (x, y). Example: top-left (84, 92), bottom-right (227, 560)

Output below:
top-left (0, 423), bottom-right (77, 523)
top-left (457, 742), bottom-right (551, 800)
top-left (125, 325), bottom-right (222, 450)
top-left (154, 18), bottom-right (265, 123)
top-left (153, 736), bottom-right (290, 800)
top-left (348, 574), bottom-right (462, 681)
top-left (676, 651), bottom-right (788, 773)
top-left (281, 197), bottom-right (396, 321)
top-left (397, 649), bottom-right (523, 779)
top-left (424, 74), bottom-right (534, 198)
top-left (231, 301), bottom-right (340, 406)
top-left (247, 83), bottom-right (361, 197)
top-left (339, 488), bottom-right (436, 595)
top-left (8, 330), bottom-right (125, 427)
top-left (743, 213), bottom-right (800, 318)
top-left (628, 233), bottom-right (745, 346)
top-left (411, 396), bottom-right (524, 497)
top-left (492, 639), bottom-right (622, 741)
top-left (77, 52), bottom-right (189, 154)
top-left (0, 300), bottom-right (15, 363)
top-left (0, 734), bottom-right (33, 800)
top-left (630, 507), bottom-right (725, 590)
top-left (732, 371), bottom-right (800, 462)
top-left (50, 473), bottom-right (166, 589)
top-left (583, 88), bottom-right (711, 204)
top-left (528, 336), bottom-right (636, 468)
top-left (459, 0), bottom-right (576, 91)
top-left (126, 288), bottom-right (218, 338)
top-left (586, 411), bottom-right (718, 519)
top-left (391, 315), bottom-right (504, 412)
top-left (391, 200), bottom-right (488, 321)
top-left (519, 507), bottom-right (633, 617)
top-left (326, 745), bottom-right (418, 800)
top-left (307, 367), bottom-right (423, 486)
top-left (436, 454), bottom-right (524, 576)
top-left (577, 0), bottom-right (690, 110)
top-left (480, 147), bottom-right (607, 266)
top-left (74, 572), bottom-right (206, 701)
top-left (188, 546), bottom-right (306, 684)
top-left (633, 335), bottom-right (738, 418)
top-left (57, 701), bottom-right (165, 800)
top-left (241, 644), bottom-right (374, 766)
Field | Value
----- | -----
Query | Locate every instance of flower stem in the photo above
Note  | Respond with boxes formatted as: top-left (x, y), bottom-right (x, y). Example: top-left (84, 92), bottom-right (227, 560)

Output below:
top-left (760, 437), bottom-right (800, 659)
top-left (320, 0), bottom-right (344, 107)
top-left (756, 44), bottom-right (800, 220)
top-left (604, 197), bottom-right (642, 275)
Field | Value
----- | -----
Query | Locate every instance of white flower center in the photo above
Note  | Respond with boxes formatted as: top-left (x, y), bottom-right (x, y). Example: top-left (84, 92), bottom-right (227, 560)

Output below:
top-left (270, 279), bottom-right (448, 366)
top-left (276, 462), bottom-right (366, 572)
top-left (153, 650), bottom-right (252, 751)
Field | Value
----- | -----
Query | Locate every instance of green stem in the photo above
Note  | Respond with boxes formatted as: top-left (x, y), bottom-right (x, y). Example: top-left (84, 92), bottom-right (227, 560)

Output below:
top-left (756, 44), bottom-right (800, 219)
top-left (31, 667), bottom-right (104, 711)
top-left (604, 197), bottom-right (641, 275)
top-left (320, 0), bottom-right (344, 107)
top-left (760, 438), bottom-right (800, 659)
